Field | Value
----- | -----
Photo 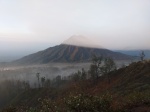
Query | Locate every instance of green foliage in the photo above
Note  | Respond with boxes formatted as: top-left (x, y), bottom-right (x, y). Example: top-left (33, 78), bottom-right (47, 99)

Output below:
top-left (70, 68), bottom-right (87, 81)
top-left (36, 73), bottom-right (40, 88)
top-left (101, 58), bottom-right (116, 84)
top-left (65, 94), bottom-right (113, 112)
top-left (44, 79), bottom-right (51, 88)
top-left (89, 55), bottom-right (116, 84)
top-left (41, 77), bottom-right (46, 87)
top-left (101, 58), bottom-right (116, 75)
top-left (70, 71), bottom-right (81, 81)
top-left (37, 98), bottom-right (59, 112)
top-left (89, 55), bottom-right (103, 82)
top-left (81, 68), bottom-right (87, 80)
top-left (26, 108), bottom-right (37, 112)
top-left (1, 106), bottom-right (17, 112)
top-left (125, 91), bottom-right (150, 106)
top-left (116, 91), bottom-right (150, 111)
top-left (52, 75), bottom-right (63, 87)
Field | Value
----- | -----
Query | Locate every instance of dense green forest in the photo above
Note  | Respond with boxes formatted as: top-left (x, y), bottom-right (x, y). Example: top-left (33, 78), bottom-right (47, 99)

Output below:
top-left (0, 57), bottom-right (150, 112)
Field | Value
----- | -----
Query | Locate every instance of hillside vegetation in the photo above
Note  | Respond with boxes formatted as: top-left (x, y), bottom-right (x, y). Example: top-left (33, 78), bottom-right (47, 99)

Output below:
top-left (0, 59), bottom-right (150, 112)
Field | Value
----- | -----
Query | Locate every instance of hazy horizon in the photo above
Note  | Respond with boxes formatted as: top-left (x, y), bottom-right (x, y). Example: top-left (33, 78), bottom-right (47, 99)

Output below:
top-left (0, 0), bottom-right (150, 61)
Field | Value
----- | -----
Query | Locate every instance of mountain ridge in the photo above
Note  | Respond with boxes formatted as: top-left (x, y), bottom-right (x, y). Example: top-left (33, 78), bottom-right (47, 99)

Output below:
top-left (13, 44), bottom-right (132, 65)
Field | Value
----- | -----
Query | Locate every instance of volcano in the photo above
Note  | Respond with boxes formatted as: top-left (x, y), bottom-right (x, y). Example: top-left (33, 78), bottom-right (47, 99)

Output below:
top-left (13, 36), bottom-right (132, 64)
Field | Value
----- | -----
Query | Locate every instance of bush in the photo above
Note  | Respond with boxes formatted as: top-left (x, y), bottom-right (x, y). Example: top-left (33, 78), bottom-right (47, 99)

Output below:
top-left (65, 94), bottom-right (113, 112)
top-left (125, 91), bottom-right (150, 106)
top-left (120, 91), bottom-right (150, 111)
top-left (1, 106), bottom-right (17, 112)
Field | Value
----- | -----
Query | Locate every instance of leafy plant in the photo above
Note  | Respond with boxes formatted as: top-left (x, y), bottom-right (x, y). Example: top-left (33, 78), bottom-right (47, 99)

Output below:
top-left (65, 94), bottom-right (113, 112)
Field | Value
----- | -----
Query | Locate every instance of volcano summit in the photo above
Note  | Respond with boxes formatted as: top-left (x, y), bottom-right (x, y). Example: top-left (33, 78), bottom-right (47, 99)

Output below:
top-left (13, 36), bottom-right (132, 64)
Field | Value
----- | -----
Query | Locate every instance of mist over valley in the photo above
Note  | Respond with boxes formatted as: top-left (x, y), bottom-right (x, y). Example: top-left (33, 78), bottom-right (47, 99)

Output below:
top-left (0, 36), bottom-right (141, 87)
top-left (0, 63), bottom-right (91, 85)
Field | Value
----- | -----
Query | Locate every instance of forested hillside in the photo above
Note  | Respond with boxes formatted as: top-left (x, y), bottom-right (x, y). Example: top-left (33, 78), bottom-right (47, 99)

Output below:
top-left (1, 59), bottom-right (150, 112)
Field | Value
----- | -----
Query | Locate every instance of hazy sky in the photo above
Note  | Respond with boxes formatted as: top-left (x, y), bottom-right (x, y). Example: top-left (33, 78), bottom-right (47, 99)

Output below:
top-left (0, 0), bottom-right (150, 61)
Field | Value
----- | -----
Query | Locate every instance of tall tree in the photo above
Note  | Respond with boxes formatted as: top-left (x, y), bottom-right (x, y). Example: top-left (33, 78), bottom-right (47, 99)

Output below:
top-left (81, 68), bottom-right (86, 80)
top-left (101, 58), bottom-right (116, 84)
top-left (89, 55), bottom-right (103, 83)
top-left (140, 51), bottom-right (145, 61)
top-left (45, 79), bottom-right (51, 88)
top-left (36, 73), bottom-right (40, 88)
top-left (55, 75), bottom-right (62, 87)
top-left (41, 77), bottom-right (46, 87)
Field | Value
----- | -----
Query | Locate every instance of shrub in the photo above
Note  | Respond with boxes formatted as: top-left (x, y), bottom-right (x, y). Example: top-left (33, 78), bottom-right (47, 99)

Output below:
top-left (121, 91), bottom-right (150, 111)
top-left (65, 94), bottom-right (113, 112)
top-left (1, 106), bottom-right (17, 112)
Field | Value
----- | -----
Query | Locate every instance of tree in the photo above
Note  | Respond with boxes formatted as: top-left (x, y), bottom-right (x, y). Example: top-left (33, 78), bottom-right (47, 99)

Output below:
top-left (45, 79), bottom-right (51, 88)
top-left (101, 58), bottom-right (116, 84)
top-left (89, 55), bottom-right (103, 83)
top-left (81, 68), bottom-right (86, 80)
top-left (71, 71), bottom-right (81, 82)
top-left (16, 80), bottom-right (22, 92)
top-left (52, 75), bottom-right (62, 87)
top-left (36, 73), bottom-right (40, 88)
top-left (22, 81), bottom-right (30, 91)
top-left (41, 77), bottom-right (45, 87)
top-left (140, 51), bottom-right (145, 61)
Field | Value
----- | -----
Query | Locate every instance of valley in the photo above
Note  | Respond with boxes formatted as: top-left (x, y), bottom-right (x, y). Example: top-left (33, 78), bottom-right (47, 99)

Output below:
top-left (0, 63), bottom-right (90, 84)
top-left (0, 60), bottom-right (133, 85)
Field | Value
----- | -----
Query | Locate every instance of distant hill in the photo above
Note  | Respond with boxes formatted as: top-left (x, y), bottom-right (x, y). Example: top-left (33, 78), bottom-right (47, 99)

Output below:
top-left (13, 36), bottom-right (132, 65)
top-left (115, 50), bottom-right (150, 59)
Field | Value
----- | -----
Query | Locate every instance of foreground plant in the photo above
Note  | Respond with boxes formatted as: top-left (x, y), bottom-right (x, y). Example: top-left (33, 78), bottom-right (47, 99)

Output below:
top-left (65, 93), bottom-right (113, 112)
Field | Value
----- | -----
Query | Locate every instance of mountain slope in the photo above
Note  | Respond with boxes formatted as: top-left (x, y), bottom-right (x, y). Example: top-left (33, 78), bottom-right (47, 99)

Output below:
top-left (3, 60), bottom-right (150, 111)
top-left (13, 44), bottom-right (132, 64)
